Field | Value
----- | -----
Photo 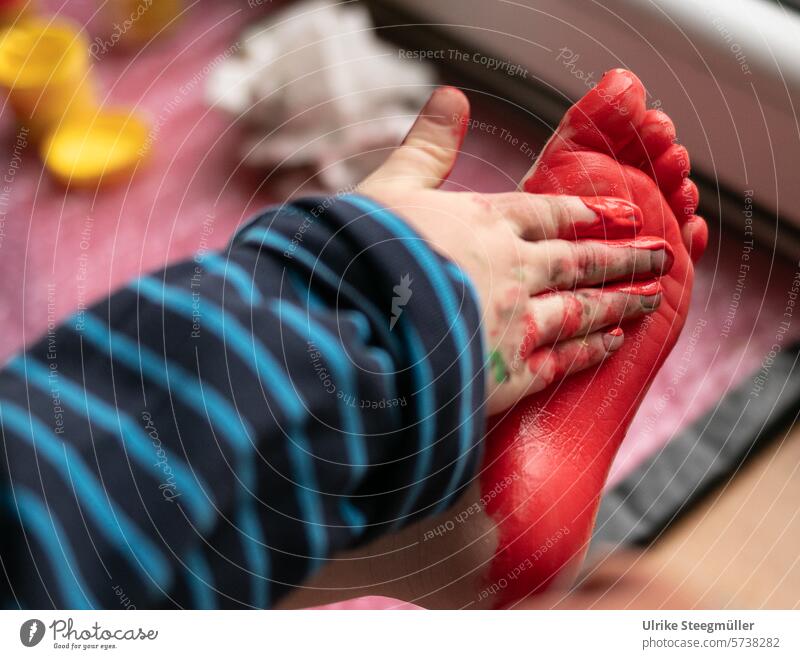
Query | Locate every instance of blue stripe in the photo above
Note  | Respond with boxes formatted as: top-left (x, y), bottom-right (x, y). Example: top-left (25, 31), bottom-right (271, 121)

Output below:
top-left (134, 276), bottom-right (328, 564)
top-left (286, 271), bottom-right (396, 410)
top-left (277, 210), bottom-right (439, 520)
top-left (391, 323), bottom-right (436, 525)
top-left (339, 500), bottom-right (366, 531)
top-left (288, 270), bottom-right (373, 346)
top-left (6, 487), bottom-right (98, 609)
top-left (79, 313), bottom-right (252, 452)
top-left (78, 312), bottom-right (270, 608)
top-left (8, 356), bottom-right (214, 530)
top-left (283, 273), bottom-right (384, 536)
top-left (273, 301), bottom-right (367, 487)
top-left (234, 506), bottom-right (270, 608)
top-left (201, 252), bottom-right (264, 305)
top-left (184, 548), bottom-right (216, 609)
top-left (0, 399), bottom-right (171, 588)
top-left (239, 226), bottom-right (401, 357)
top-left (287, 270), bottom-right (326, 312)
top-left (345, 195), bottom-right (474, 512)
top-left (288, 272), bottom-right (399, 415)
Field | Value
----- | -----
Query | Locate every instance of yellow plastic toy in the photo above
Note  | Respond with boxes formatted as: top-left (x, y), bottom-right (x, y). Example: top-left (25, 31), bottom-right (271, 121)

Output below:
top-left (41, 110), bottom-right (150, 187)
top-left (0, 17), bottom-right (150, 186)
top-left (0, 17), bottom-right (96, 140)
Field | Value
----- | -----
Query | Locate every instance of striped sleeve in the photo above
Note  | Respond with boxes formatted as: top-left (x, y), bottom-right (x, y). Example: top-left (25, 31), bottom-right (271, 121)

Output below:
top-left (0, 194), bottom-right (486, 609)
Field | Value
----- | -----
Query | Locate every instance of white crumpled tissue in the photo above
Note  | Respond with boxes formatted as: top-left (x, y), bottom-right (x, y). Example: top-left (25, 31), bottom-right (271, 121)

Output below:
top-left (206, 0), bottom-right (436, 190)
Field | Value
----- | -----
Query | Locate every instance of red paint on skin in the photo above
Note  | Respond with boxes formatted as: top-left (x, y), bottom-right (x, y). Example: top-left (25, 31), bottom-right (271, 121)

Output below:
top-left (526, 349), bottom-right (548, 376)
top-left (502, 285), bottom-right (523, 308)
top-left (530, 350), bottom-right (566, 380)
top-left (608, 279), bottom-right (662, 297)
top-left (571, 197), bottom-right (643, 239)
top-left (481, 69), bottom-right (706, 607)
top-left (668, 178), bottom-right (699, 219)
top-left (652, 144), bottom-right (690, 192)
top-left (559, 293), bottom-right (585, 338)
top-left (608, 327), bottom-right (624, 337)
top-left (618, 109), bottom-right (676, 166)
top-left (527, 336), bottom-right (605, 379)
top-left (516, 312), bottom-right (539, 361)
top-left (553, 68), bottom-right (646, 153)
top-left (603, 237), bottom-right (670, 252)
top-left (549, 256), bottom-right (571, 285)
top-left (598, 238), bottom-right (674, 276)
top-left (684, 215), bottom-right (709, 262)
top-left (439, 86), bottom-right (470, 142)
top-left (471, 193), bottom-right (493, 212)
top-left (531, 284), bottom-right (651, 349)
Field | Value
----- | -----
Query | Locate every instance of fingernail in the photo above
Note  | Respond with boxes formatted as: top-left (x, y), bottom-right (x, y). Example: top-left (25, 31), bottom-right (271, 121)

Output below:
top-left (649, 248), bottom-right (674, 274)
top-left (641, 293), bottom-right (662, 312)
top-left (615, 280), bottom-right (662, 297)
top-left (579, 197), bottom-right (642, 237)
top-left (603, 327), bottom-right (624, 351)
top-left (627, 237), bottom-right (671, 251)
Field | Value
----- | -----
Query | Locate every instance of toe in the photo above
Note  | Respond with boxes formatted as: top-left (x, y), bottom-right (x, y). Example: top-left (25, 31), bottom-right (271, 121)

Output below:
top-left (667, 178), bottom-right (699, 222)
top-left (618, 109), bottom-right (676, 166)
top-left (682, 215), bottom-right (708, 262)
top-left (651, 144), bottom-right (690, 194)
top-left (554, 69), bottom-right (647, 156)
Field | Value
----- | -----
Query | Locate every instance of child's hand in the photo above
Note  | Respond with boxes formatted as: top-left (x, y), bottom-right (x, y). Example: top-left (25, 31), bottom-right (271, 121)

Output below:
top-left (359, 87), bottom-right (670, 416)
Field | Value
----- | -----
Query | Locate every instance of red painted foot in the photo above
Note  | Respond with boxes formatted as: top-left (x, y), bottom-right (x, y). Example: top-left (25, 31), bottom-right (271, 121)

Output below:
top-left (482, 69), bottom-right (707, 606)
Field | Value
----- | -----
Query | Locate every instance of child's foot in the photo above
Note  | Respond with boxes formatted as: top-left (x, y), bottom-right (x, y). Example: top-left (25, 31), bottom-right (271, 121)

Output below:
top-left (482, 69), bottom-right (707, 605)
top-left (279, 76), bottom-right (706, 610)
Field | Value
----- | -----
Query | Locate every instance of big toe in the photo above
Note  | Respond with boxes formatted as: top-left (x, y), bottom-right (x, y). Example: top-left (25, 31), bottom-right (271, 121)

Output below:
top-left (553, 68), bottom-right (647, 156)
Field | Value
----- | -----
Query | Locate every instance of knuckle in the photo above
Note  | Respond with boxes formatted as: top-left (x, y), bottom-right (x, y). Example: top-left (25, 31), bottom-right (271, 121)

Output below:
top-left (407, 141), bottom-right (452, 176)
top-left (548, 197), bottom-right (570, 231)
top-left (609, 245), bottom-right (634, 275)
top-left (585, 334), bottom-right (604, 360)
top-left (577, 242), bottom-right (601, 277)
top-left (558, 242), bottom-right (583, 281)
top-left (538, 359), bottom-right (557, 386)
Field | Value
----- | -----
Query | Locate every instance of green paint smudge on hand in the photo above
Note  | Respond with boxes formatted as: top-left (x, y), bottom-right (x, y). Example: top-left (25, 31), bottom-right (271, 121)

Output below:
top-left (489, 349), bottom-right (509, 383)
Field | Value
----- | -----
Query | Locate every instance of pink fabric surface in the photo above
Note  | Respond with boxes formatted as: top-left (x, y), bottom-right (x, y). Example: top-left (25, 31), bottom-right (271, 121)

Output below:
top-left (308, 596), bottom-right (423, 610)
top-left (2, 1), bottom-right (794, 488)
top-left (0, 0), bottom-right (283, 359)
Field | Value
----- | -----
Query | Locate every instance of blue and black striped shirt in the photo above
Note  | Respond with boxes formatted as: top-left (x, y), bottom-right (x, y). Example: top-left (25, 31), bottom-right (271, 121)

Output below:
top-left (0, 195), bottom-right (486, 609)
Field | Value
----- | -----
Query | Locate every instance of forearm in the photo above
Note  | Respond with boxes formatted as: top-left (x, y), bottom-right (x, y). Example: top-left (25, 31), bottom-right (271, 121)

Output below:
top-left (0, 194), bottom-right (486, 609)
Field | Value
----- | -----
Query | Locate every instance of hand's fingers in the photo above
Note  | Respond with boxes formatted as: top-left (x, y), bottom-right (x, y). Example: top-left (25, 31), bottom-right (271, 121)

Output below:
top-left (360, 86), bottom-right (469, 190)
top-left (519, 281), bottom-right (661, 355)
top-left (523, 236), bottom-right (673, 293)
top-left (521, 328), bottom-right (624, 398)
top-left (488, 193), bottom-right (642, 240)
